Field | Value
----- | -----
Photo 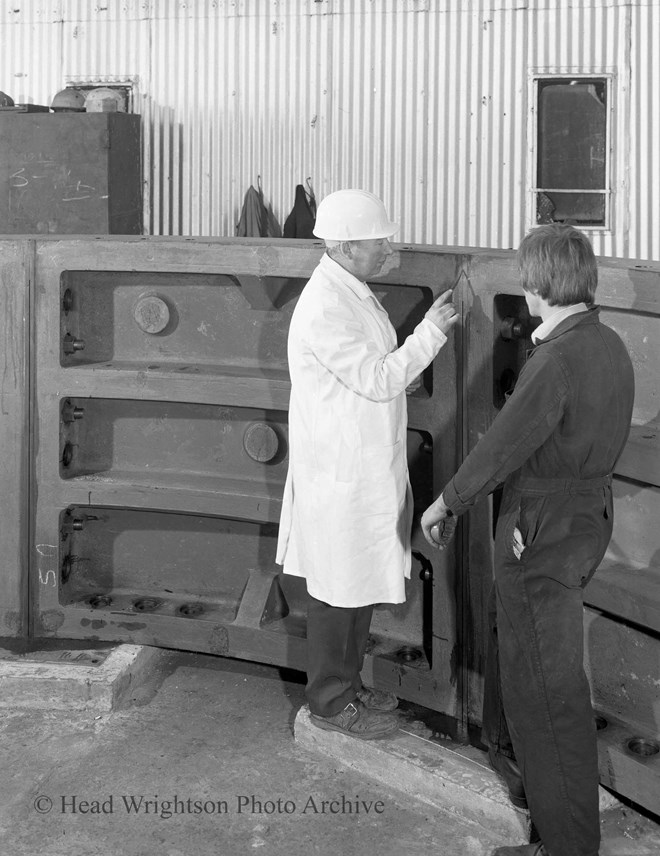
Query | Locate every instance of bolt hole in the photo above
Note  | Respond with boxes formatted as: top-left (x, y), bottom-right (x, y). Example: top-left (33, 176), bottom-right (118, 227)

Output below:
top-left (61, 555), bottom-right (73, 584)
top-left (178, 602), bottom-right (203, 617)
top-left (395, 646), bottom-right (422, 663)
top-left (62, 442), bottom-right (74, 467)
top-left (627, 737), bottom-right (660, 757)
top-left (594, 715), bottom-right (608, 731)
top-left (62, 288), bottom-right (74, 313)
top-left (88, 595), bottom-right (112, 609)
top-left (133, 597), bottom-right (162, 612)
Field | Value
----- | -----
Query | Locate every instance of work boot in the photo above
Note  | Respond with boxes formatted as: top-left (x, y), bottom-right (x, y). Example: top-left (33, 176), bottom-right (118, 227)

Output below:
top-left (356, 685), bottom-right (399, 711)
top-left (310, 700), bottom-right (398, 740)
top-left (492, 845), bottom-right (548, 856)
top-left (488, 747), bottom-right (528, 810)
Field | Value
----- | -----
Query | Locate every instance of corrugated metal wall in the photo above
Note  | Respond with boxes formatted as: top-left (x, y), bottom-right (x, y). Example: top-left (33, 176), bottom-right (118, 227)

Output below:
top-left (1, 0), bottom-right (658, 259)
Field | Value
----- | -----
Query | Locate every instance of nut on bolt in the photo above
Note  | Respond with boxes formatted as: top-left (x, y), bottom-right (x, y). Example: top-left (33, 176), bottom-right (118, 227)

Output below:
top-left (61, 399), bottom-right (85, 423)
top-left (63, 333), bottom-right (85, 354)
top-left (499, 316), bottom-right (525, 340)
top-left (61, 514), bottom-right (85, 534)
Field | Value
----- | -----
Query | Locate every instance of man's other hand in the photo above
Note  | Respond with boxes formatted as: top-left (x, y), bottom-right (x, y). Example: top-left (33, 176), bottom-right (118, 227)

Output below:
top-left (421, 494), bottom-right (456, 550)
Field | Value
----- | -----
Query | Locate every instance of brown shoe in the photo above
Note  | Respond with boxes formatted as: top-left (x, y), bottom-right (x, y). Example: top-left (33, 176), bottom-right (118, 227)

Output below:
top-left (356, 685), bottom-right (399, 711)
top-left (310, 701), bottom-right (398, 740)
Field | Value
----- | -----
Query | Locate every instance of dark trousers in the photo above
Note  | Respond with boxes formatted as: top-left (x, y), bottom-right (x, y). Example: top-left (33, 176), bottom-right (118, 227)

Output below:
top-left (482, 479), bottom-right (613, 856)
top-left (305, 593), bottom-right (374, 717)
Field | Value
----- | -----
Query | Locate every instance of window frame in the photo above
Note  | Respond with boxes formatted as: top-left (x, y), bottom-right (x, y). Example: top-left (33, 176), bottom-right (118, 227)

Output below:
top-left (529, 72), bottom-right (615, 233)
top-left (64, 76), bottom-right (138, 114)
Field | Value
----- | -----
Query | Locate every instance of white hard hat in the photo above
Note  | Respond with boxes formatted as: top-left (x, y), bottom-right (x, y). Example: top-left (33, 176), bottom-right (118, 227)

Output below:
top-left (85, 87), bottom-right (125, 113)
top-left (313, 189), bottom-right (399, 241)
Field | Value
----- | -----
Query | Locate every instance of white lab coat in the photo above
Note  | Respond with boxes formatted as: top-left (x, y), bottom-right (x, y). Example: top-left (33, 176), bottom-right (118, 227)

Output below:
top-left (276, 253), bottom-right (447, 607)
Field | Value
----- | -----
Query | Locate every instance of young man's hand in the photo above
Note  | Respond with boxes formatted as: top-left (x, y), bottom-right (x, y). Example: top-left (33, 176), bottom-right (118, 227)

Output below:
top-left (421, 494), bottom-right (457, 550)
top-left (425, 290), bottom-right (459, 336)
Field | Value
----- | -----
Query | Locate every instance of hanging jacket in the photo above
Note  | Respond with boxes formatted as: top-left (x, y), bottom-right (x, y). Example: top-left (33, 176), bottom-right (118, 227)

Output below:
top-left (236, 181), bottom-right (282, 237)
top-left (283, 184), bottom-right (316, 239)
top-left (236, 185), bottom-right (267, 237)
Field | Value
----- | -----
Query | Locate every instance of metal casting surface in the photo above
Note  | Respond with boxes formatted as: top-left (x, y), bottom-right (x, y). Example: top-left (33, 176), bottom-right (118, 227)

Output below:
top-left (0, 236), bottom-right (655, 810)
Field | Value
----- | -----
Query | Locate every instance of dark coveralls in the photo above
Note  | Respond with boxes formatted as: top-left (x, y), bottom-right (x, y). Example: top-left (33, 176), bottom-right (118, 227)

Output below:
top-left (442, 307), bottom-right (634, 856)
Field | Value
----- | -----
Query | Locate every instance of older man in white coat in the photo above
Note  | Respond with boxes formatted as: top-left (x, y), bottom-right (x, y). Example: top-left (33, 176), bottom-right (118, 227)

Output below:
top-left (276, 189), bottom-right (459, 739)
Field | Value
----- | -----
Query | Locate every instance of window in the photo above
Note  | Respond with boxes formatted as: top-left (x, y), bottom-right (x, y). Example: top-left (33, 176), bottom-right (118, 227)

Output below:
top-left (65, 78), bottom-right (136, 113)
top-left (533, 76), bottom-right (610, 229)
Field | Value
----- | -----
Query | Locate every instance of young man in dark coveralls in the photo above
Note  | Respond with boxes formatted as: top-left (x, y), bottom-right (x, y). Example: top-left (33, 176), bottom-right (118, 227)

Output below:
top-left (421, 224), bottom-right (634, 856)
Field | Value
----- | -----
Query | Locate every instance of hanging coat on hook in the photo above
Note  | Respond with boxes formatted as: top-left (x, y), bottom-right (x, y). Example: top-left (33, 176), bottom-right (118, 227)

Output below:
top-left (236, 185), bottom-right (267, 237)
top-left (236, 180), bottom-right (282, 237)
top-left (283, 183), bottom-right (317, 239)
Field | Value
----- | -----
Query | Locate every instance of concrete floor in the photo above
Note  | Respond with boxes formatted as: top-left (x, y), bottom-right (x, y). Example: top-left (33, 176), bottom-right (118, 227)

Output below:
top-left (0, 647), bottom-right (658, 856)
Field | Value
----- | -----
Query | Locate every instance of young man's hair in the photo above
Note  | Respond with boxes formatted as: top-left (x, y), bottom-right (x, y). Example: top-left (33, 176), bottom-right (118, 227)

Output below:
top-left (517, 224), bottom-right (598, 306)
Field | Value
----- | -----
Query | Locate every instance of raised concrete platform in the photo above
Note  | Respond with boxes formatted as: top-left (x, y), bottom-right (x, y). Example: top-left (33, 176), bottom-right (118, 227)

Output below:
top-left (295, 704), bottom-right (627, 849)
top-left (294, 704), bottom-right (529, 846)
top-left (0, 643), bottom-right (162, 711)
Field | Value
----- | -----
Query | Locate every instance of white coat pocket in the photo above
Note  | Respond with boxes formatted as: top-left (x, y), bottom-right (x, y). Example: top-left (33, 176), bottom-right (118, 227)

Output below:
top-left (356, 440), bottom-right (405, 519)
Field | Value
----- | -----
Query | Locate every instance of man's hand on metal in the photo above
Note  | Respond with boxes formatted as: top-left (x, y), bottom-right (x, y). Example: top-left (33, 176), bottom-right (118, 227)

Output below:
top-left (421, 493), bottom-right (457, 550)
top-left (425, 289), bottom-right (459, 335)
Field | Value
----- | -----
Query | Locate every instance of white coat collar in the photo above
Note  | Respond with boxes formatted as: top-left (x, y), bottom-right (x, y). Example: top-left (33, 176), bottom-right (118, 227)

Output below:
top-left (319, 252), bottom-right (377, 301)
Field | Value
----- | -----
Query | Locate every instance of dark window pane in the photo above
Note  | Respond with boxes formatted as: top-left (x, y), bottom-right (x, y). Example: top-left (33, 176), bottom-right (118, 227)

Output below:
top-left (537, 80), bottom-right (607, 191)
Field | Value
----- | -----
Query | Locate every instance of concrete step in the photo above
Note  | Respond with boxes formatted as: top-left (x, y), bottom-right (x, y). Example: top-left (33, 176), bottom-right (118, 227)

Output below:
top-left (294, 704), bottom-right (529, 846)
top-left (0, 642), bottom-right (161, 712)
top-left (295, 704), bottom-right (633, 851)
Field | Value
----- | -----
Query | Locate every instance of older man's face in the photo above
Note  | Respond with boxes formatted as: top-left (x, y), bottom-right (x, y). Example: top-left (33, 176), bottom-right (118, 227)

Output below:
top-left (350, 238), bottom-right (394, 281)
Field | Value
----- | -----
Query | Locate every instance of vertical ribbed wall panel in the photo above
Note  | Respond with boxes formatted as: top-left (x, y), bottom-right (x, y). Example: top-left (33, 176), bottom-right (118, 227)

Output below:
top-left (0, 20), bottom-right (60, 106)
top-left (630, 1), bottom-right (659, 262)
top-left (148, 5), bottom-right (330, 236)
top-left (527, 3), bottom-right (632, 258)
top-left (0, 1), bottom-right (657, 259)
